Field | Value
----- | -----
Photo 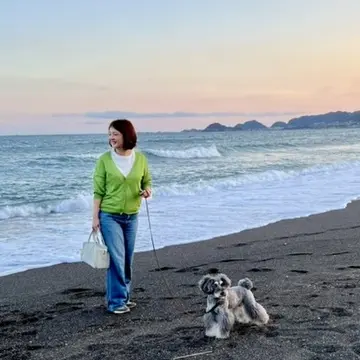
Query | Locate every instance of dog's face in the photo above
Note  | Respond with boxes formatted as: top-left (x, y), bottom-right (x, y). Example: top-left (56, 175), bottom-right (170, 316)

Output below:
top-left (199, 273), bottom-right (231, 300)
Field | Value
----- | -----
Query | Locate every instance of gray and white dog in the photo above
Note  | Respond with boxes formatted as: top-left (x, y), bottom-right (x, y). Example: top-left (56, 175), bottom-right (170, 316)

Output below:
top-left (198, 269), bottom-right (269, 339)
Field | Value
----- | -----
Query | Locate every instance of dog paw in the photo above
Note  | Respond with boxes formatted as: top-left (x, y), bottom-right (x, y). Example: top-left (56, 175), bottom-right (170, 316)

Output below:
top-left (205, 332), bottom-right (216, 338)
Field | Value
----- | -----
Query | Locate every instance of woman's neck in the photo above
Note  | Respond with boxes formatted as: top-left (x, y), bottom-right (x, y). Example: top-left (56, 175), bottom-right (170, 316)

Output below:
top-left (114, 148), bottom-right (132, 156)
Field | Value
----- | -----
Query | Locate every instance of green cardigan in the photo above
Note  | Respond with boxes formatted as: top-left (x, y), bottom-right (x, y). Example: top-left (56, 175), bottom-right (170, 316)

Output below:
top-left (93, 150), bottom-right (152, 214)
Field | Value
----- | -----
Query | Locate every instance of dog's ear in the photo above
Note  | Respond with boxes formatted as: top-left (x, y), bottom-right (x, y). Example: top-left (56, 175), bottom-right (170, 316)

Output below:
top-left (219, 274), bottom-right (231, 288)
top-left (198, 276), bottom-right (215, 294)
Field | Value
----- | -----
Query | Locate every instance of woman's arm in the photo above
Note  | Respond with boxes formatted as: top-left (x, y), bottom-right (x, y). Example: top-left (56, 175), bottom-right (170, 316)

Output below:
top-left (92, 158), bottom-right (106, 230)
top-left (141, 157), bottom-right (152, 188)
top-left (141, 156), bottom-right (152, 198)
top-left (92, 199), bottom-right (101, 218)
top-left (92, 199), bottom-right (101, 231)
top-left (93, 158), bottom-right (106, 199)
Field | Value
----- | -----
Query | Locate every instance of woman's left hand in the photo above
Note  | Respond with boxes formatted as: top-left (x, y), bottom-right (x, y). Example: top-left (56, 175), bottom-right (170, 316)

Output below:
top-left (141, 188), bottom-right (152, 199)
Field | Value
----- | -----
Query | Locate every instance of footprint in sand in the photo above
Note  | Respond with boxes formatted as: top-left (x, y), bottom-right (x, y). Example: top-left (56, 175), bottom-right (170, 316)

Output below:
top-left (287, 252), bottom-right (313, 256)
top-left (336, 265), bottom-right (360, 270)
top-left (160, 294), bottom-right (196, 301)
top-left (26, 344), bottom-right (44, 351)
top-left (223, 242), bottom-right (249, 249)
top-left (175, 267), bottom-right (200, 274)
top-left (325, 251), bottom-right (350, 256)
top-left (330, 307), bottom-right (353, 317)
top-left (218, 258), bottom-right (248, 263)
top-left (0, 319), bottom-right (17, 328)
top-left (256, 257), bottom-right (280, 263)
top-left (21, 315), bottom-right (40, 325)
top-left (149, 266), bottom-right (176, 272)
top-left (307, 344), bottom-right (342, 354)
top-left (335, 283), bottom-right (356, 289)
top-left (315, 306), bottom-right (353, 317)
top-left (351, 343), bottom-right (360, 356)
top-left (180, 284), bottom-right (197, 288)
top-left (61, 288), bottom-right (105, 299)
top-left (61, 287), bottom-right (90, 294)
top-left (247, 267), bottom-right (273, 273)
top-left (217, 242), bottom-right (249, 250)
top-left (43, 301), bottom-right (85, 315)
top-left (133, 287), bottom-right (146, 293)
top-left (290, 269), bottom-right (309, 274)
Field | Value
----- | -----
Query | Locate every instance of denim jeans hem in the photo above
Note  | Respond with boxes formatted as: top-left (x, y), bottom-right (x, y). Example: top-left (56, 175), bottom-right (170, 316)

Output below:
top-left (99, 211), bottom-right (138, 313)
top-left (108, 302), bottom-right (127, 312)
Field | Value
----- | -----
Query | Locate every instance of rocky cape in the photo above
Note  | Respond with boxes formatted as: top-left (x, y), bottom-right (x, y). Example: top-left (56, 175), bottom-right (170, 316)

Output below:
top-left (182, 110), bottom-right (360, 132)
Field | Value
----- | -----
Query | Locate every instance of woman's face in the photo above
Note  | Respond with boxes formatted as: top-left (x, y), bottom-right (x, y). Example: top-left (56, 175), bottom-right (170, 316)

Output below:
top-left (108, 126), bottom-right (123, 149)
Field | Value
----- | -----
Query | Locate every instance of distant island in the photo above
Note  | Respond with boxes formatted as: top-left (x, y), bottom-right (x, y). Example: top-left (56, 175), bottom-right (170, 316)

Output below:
top-left (182, 110), bottom-right (360, 132)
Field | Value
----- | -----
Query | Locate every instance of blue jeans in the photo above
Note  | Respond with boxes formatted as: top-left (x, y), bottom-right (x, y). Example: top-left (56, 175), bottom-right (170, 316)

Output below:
top-left (99, 211), bottom-right (138, 312)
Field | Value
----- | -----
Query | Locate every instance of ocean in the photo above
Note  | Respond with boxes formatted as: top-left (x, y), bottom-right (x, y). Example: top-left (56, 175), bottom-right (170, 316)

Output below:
top-left (1, 128), bottom-right (360, 276)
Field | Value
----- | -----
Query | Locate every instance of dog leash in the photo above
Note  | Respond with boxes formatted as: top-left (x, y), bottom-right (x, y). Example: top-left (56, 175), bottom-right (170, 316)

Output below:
top-left (205, 302), bottom-right (220, 314)
top-left (144, 197), bottom-right (195, 316)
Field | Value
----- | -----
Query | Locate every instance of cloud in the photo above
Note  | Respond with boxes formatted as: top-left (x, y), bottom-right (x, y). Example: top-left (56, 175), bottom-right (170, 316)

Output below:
top-left (55, 110), bottom-right (304, 120)
top-left (0, 76), bottom-right (110, 93)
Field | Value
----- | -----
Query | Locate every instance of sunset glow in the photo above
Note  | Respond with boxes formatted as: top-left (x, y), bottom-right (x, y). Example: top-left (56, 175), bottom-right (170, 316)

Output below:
top-left (1, 0), bottom-right (360, 134)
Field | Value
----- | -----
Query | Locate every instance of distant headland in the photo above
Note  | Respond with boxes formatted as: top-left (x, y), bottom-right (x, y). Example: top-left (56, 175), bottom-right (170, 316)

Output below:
top-left (182, 110), bottom-right (360, 132)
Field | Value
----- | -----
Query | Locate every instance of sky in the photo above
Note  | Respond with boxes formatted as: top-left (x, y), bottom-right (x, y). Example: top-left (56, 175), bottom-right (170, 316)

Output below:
top-left (1, 0), bottom-right (360, 135)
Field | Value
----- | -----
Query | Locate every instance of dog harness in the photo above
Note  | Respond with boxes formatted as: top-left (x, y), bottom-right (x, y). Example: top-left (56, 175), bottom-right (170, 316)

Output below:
top-left (205, 302), bottom-right (221, 314)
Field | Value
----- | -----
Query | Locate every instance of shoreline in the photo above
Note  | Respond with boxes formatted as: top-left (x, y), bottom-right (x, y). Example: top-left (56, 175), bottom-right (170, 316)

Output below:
top-left (2, 200), bottom-right (360, 359)
top-left (1, 196), bottom-right (358, 278)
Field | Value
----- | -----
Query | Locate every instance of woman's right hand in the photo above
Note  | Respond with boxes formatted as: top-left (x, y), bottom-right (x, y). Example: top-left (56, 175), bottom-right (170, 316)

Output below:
top-left (92, 216), bottom-right (100, 232)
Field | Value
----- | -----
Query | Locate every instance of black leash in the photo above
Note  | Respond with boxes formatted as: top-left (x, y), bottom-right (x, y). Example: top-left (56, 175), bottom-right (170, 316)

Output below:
top-left (144, 198), bottom-right (195, 316)
top-left (205, 302), bottom-right (221, 314)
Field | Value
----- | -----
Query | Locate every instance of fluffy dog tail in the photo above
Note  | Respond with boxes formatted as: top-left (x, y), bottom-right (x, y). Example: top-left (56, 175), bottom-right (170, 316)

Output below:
top-left (238, 278), bottom-right (253, 290)
top-left (242, 290), bottom-right (269, 325)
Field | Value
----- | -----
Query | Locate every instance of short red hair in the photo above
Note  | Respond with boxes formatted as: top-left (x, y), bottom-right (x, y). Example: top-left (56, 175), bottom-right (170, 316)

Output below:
top-left (108, 119), bottom-right (137, 150)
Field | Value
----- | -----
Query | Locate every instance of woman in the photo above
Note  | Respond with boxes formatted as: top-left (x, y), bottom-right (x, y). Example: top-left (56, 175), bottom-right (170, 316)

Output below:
top-left (92, 119), bottom-right (152, 314)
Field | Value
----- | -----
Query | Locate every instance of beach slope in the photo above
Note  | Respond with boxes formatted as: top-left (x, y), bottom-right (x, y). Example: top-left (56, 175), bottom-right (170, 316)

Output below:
top-left (2, 200), bottom-right (360, 360)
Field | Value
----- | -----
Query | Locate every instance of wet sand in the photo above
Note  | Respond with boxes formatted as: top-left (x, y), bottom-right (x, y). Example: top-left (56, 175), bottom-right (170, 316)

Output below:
top-left (2, 200), bottom-right (360, 360)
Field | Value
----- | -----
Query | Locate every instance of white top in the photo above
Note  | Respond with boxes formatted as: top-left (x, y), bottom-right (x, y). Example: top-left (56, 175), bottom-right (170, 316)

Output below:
top-left (111, 149), bottom-right (135, 177)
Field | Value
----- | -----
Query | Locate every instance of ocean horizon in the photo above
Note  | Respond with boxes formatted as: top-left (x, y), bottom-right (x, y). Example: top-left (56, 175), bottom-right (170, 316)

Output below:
top-left (1, 128), bottom-right (360, 276)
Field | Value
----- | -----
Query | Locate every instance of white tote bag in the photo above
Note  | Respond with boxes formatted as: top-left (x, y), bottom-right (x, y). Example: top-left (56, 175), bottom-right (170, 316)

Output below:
top-left (81, 230), bottom-right (110, 269)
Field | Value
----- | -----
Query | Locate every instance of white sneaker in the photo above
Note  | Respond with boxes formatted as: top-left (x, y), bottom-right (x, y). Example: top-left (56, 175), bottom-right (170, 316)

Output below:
top-left (126, 301), bottom-right (137, 309)
top-left (111, 305), bottom-right (130, 314)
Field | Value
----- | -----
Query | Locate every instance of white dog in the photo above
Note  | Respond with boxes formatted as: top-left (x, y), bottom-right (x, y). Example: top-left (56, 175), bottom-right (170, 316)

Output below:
top-left (198, 270), bottom-right (269, 339)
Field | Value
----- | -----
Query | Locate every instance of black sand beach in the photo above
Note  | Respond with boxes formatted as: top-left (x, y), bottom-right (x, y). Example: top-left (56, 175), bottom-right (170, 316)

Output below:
top-left (2, 200), bottom-right (360, 360)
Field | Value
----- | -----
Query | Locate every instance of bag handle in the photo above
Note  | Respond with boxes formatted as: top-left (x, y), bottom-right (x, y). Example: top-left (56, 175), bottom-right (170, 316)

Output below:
top-left (88, 230), bottom-right (106, 247)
